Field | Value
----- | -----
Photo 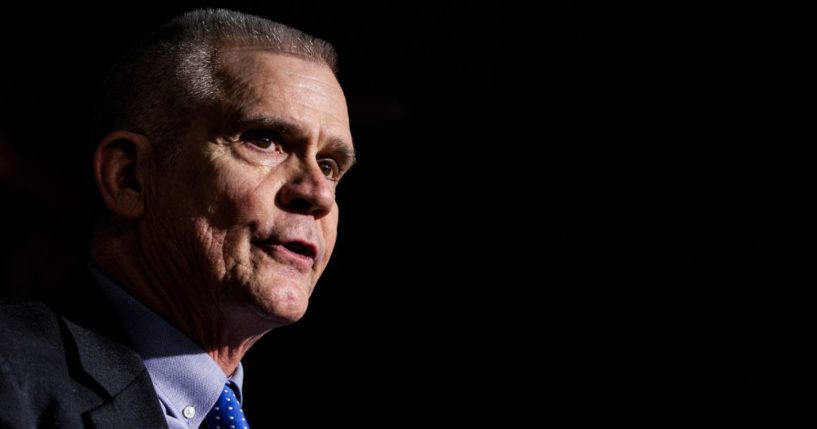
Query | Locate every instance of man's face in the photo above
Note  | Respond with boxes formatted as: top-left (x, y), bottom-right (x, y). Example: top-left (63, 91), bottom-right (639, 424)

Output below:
top-left (143, 52), bottom-right (354, 327)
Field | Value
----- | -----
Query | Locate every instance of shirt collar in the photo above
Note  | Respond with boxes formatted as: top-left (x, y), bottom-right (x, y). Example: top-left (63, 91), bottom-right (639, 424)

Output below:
top-left (90, 266), bottom-right (244, 428)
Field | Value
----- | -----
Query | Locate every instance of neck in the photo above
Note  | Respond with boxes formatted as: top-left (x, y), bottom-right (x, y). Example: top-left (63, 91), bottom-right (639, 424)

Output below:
top-left (90, 225), bottom-right (273, 375)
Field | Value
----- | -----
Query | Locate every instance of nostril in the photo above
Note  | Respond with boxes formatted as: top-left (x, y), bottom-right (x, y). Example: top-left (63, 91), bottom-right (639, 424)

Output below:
top-left (277, 175), bottom-right (334, 216)
top-left (285, 197), bottom-right (313, 214)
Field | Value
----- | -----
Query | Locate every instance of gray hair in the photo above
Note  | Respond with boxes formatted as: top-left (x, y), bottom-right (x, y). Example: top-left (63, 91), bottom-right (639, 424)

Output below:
top-left (92, 8), bottom-right (337, 163)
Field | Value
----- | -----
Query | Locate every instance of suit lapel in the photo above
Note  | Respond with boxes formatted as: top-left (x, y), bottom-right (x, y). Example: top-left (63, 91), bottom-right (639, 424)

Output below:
top-left (55, 272), bottom-right (167, 428)
top-left (62, 317), bottom-right (165, 428)
top-left (84, 371), bottom-right (166, 428)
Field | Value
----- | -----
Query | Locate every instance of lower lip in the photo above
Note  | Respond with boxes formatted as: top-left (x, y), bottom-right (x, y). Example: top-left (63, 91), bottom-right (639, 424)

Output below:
top-left (255, 243), bottom-right (315, 271)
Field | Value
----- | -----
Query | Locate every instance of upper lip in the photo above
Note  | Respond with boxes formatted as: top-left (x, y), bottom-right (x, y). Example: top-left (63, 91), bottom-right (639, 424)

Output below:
top-left (254, 237), bottom-right (319, 260)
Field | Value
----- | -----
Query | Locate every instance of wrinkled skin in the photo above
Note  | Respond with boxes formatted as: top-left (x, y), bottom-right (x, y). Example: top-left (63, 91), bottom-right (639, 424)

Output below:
top-left (103, 52), bottom-right (355, 370)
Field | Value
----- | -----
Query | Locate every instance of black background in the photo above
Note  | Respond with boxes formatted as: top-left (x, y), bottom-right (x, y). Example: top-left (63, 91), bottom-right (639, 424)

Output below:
top-left (0, 1), bottom-right (812, 425)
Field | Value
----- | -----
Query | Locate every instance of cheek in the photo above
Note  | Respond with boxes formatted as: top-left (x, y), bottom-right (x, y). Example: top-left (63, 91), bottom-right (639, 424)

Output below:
top-left (212, 168), bottom-right (276, 225)
top-left (320, 206), bottom-right (340, 265)
top-left (192, 218), bottom-right (250, 276)
top-left (191, 175), bottom-right (267, 276)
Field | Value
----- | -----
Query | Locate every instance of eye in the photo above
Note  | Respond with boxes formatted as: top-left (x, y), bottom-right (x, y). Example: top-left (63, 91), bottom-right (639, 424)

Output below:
top-left (318, 158), bottom-right (340, 180)
top-left (243, 130), bottom-right (284, 152)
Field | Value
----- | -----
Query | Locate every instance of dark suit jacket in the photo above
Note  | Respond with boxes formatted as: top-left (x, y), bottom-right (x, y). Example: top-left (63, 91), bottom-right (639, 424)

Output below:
top-left (0, 273), bottom-right (167, 428)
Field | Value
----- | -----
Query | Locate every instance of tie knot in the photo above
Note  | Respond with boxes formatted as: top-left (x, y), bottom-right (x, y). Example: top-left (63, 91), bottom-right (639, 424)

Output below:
top-left (202, 382), bottom-right (250, 429)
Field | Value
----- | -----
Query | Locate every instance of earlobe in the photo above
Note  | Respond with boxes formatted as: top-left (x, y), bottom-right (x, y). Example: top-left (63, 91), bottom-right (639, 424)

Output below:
top-left (93, 131), bottom-right (153, 220)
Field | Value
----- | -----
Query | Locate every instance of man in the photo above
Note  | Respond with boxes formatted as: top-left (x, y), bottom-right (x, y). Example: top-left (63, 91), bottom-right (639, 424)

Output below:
top-left (0, 8), bottom-right (354, 428)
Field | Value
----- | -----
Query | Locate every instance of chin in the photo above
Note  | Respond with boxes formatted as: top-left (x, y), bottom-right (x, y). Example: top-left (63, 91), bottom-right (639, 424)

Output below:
top-left (249, 279), bottom-right (312, 326)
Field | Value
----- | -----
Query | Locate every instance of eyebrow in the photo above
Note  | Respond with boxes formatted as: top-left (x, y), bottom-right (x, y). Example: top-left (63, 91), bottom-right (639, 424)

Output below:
top-left (235, 116), bottom-right (356, 167)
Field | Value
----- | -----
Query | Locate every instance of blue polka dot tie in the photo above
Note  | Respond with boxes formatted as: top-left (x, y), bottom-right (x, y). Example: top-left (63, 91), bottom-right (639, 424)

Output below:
top-left (203, 382), bottom-right (250, 429)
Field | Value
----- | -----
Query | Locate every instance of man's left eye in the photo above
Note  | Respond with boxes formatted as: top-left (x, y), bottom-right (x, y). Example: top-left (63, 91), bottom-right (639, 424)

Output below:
top-left (318, 159), bottom-right (340, 179)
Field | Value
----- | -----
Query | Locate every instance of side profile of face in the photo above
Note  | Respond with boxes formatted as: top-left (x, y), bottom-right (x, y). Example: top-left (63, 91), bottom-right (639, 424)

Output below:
top-left (141, 51), bottom-right (354, 327)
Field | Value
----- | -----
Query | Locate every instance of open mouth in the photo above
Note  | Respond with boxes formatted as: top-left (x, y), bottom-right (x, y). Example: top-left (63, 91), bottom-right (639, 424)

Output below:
top-left (253, 238), bottom-right (318, 262)
top-left (280, 240), bottom-right (318, 259)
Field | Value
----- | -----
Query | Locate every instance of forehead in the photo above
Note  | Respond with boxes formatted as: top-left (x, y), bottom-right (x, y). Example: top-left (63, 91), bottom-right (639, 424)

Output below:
top-left (218, 50), bottom-right (351, 137)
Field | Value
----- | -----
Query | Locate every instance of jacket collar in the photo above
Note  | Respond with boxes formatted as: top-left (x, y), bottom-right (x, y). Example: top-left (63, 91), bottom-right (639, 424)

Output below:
top-left (54, 270), bottom-right (167, 428)
top-left (63, 317), bottom-right (166, 427)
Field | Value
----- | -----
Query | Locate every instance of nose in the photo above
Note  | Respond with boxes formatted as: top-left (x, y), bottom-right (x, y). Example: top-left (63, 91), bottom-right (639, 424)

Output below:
top-left (277, 159), bottom-right (335, 218)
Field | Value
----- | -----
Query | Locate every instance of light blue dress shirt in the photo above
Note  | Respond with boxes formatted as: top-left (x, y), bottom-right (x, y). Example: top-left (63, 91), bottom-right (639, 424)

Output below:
top-left (90, 267), bottom-right (245, 429)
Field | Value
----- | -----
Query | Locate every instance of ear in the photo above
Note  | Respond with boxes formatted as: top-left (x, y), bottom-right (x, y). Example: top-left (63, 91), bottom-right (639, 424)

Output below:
top-left (93, 131), bottom-right (153, 220)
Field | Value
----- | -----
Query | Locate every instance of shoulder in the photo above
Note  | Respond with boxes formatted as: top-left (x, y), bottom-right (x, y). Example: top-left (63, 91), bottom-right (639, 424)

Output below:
top-left (0, 299), bottom-right (63, 335)
top-left (0, 299), bottom-right (103, 427)
top-left (0, 299), bottom-right (63, 342)
top-left (0, 299), bottom-right (66, 369)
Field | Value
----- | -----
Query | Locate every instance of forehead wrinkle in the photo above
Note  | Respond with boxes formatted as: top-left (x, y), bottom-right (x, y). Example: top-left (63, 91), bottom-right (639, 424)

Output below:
top-left (221, 53), bottom-right (339, 106)
top-left (273, 74), bottom-right (348, 125)
top-left (229, 77), bottom-right (344, 133)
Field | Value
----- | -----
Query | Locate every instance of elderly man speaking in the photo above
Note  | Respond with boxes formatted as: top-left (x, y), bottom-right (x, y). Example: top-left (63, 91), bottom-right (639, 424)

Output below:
top-left (0, 8), bottom-right (355, 428)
